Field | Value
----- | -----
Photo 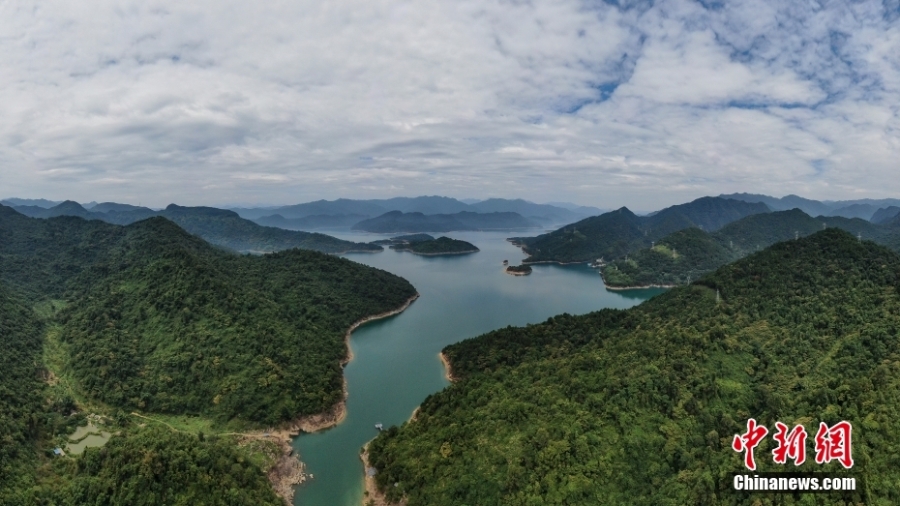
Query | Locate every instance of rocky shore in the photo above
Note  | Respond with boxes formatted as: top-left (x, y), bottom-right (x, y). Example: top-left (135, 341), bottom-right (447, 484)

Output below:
top-left (360, 446), bottom-right (407, 506)
top-left (439, 352), bottom-right (457, 382)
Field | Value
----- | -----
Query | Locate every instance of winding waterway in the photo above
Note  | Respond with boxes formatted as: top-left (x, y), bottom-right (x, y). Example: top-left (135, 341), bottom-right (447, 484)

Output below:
top-left (292, 231), bottom-right (664, 506)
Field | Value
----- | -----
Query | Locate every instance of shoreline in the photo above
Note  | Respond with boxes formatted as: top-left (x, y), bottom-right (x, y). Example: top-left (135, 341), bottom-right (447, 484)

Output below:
top-left (520, 259), bottom-right (589, 266)
top-left (439, 352), bottom-right (457, 382)
top-left (279, 293), bottom-right (419, 502)
top-left (292, 292), bottom-right (421, 434)
top-left (410, 249), bottom-right (479, 256)
top-left (599, 272), bottom-right (677, 291)
top-left (394, 249), bottom-right (479, 256)
top-left (342, 292), bottom-right (420, 364)
top-left (262, 437), bottom-right (308, 505)
top-left (356, 390), bottom-right (422, 506)
top-left (603, 283), bottom-right (677, 291)
top-left (360, 445), bottom-right (406, 506)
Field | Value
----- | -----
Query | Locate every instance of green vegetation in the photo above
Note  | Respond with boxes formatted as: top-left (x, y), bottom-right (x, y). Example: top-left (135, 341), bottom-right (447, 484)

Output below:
top-left (392, 233), bottom-right (436, 243)
top-left (518, 197), bottom-right (769, 264)
top-left (57, 427), bottom-right (283, 506)
top-left (0, 285), bottom-right (46, 503)
top-left (157, 204), bottom-right (382, 254)
top-left (10, 201), bottom-right (381, 254)
top-left (0, 204), bottom-right (417, 502)
top-left (0, 210), bottom-right (416, 424)
top-left (368, 229), bottom-right (896, 505)
top-left (392, 236), bottom-right (479, 255)
top-left (601, 227), bottom-right (733, 287)
top-left (602, 209), bottom-right (900, 287)
top-left (505, 264), bottom-right (532, 275)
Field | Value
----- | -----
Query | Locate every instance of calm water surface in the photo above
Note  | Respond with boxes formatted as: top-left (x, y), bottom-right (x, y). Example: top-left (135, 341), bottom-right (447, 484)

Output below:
top-left (292, 231), bottom-right (663, 506)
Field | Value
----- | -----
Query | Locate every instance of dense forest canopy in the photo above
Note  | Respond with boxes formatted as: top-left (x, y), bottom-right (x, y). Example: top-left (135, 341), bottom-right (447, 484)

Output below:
top-left (0, 205), bottom-right (418, 503)
top-left (517, 197), bottom-right (769, 264)
top-left (0, 209), bottom-right (416, 423)
top-left (0, 284), bottom-right (45, 503)
top-left (602, 209), bottom-right (900, 288)
top-left (368, 229), bottom-right (900, 505)
top-left (392, 236), bottom-right (480, 255)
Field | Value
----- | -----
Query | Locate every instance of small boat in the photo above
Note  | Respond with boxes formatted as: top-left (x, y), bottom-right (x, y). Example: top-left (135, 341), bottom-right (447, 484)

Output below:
top-left (502, 260), bottom-right (508, 265)
top-left (375, 423), bottom-right (384, 431)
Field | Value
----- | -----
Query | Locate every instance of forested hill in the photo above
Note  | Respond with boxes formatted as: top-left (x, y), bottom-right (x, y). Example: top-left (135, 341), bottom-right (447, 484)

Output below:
top-left (368, 229), bottom-right (899, 505)
top-left (516, 197), bottom-right (768, 263)
top-left (392, 236), bottom-right (479, 255)
top-left (0, 209), bottom-right (417, 424)
top-left (0, 284), bottom-right (45, 502)
top-left (602, 208), bottom-right (899, 288)
top-left (8, 201), bottom-right (380, 254)
top-left (1, 286), bottom-right (284, 505)
top-left (156, 204), bottom-right (381, 253)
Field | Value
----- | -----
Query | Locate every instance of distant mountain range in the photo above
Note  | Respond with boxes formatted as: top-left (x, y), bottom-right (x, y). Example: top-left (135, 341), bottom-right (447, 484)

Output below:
top-left (5, 201), bottom-right (380, 254)
top-left (352, 210), bottom-right (539, 233)
top-left (229, 196), bottom-right (605, 230)
top-left (720, 192), bottom-right (900, 221)
top-left (871, 206), bottom-right (900, 224)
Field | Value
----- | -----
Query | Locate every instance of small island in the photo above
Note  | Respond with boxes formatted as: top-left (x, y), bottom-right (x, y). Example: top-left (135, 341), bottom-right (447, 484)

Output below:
top-left (505, 264), bottom-right (532, 276)
top-left (371, 233), bottom-right (435, 246)
top-left (391, 236), bottom-right (479, 256)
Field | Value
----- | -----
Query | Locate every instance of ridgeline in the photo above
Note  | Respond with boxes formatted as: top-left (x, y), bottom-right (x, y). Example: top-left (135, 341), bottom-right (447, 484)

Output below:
top-left (514, 197), bottom-right (769, 264)
top-left (602, 209), bottom-right (900, 288)
top-left (8, 201), bottom-right (380, 254)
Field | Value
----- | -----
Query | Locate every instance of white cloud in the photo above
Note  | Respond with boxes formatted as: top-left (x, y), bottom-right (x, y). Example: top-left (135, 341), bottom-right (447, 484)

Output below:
top-left (0, 0), bottom-right (899, 209)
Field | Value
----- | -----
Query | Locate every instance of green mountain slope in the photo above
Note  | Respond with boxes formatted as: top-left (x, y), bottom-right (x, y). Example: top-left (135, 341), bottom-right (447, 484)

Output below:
top-left (0, 292), bottom-right (283, 505)
top-left (872, 206), bottom-right (900, 224)
top-left (0, 285), bottom-right (45, 503)
top-left (0, 209), bottom-right (417, 424)
top-left (157, 204), bottom-right (381, 253)
top-left (649, 196), bottom-right (770, 234)
top-left (601, 227), bottom-right (733, 287)
top-left (10, 202), bottom-right (380, 254)
top-left (367, 229), bottom-right (897, 505)
top-left (601, 209), bottom-right (898, 288)
top-left (513, 207), bottom-right (645, 263)
top-left (518, 197), bottom-right (768, 264)
top-left (54, 427), bottom-right (283, 506)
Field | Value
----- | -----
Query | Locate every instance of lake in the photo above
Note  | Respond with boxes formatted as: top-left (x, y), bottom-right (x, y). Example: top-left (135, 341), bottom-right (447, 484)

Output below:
top-left (292, 231), bottom-right (664, 506)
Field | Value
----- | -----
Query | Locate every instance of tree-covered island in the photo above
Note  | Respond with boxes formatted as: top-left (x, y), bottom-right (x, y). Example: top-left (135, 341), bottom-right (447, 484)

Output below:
top-left (391, 236), bottom-right (480, 256)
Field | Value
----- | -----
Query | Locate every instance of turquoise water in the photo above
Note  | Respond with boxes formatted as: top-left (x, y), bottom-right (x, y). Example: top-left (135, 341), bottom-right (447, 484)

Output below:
top-left (292, 231), bottom-right (663, 506)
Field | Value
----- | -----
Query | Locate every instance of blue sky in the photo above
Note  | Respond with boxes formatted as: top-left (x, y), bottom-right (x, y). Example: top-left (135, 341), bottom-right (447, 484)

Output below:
top-left (1, 0), bottom-right (899, 209)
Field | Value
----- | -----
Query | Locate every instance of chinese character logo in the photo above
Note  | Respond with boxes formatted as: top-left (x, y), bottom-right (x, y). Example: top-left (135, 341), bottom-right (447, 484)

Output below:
top-left (732, 418), bottom-right (768, 471)
top-left (772, 422), bottom-right (807, 466)
top-left (733, 419), bottom-right (853, 470)
top-left (815, 421), bottom-right (854, 469)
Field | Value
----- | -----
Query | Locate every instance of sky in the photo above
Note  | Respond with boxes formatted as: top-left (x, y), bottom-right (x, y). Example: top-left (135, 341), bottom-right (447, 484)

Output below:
top-left (1, 0), bottom-right (899, 209)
